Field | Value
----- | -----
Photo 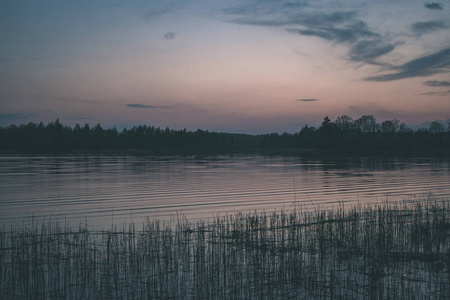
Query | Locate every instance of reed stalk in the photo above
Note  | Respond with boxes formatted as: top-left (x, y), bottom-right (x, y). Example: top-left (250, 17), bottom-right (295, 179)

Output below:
top-left (1, 196), bottom-right (449, 299)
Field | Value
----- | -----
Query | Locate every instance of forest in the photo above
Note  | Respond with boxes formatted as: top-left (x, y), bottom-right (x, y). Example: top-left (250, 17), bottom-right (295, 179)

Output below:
top-left (0, 115), bottom-right (449, 153)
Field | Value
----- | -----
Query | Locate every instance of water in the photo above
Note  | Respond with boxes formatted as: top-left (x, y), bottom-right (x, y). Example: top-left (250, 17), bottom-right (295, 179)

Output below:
top-left (1, 154), bottom-right (450, 229)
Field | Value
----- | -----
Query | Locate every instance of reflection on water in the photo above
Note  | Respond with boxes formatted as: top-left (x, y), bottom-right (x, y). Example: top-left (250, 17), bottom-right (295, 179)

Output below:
top-left (1, 154), bottom-right (449, 229)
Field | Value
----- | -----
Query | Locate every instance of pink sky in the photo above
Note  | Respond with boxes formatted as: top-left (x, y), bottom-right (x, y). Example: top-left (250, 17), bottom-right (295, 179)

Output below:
top-left (1, 1), bottom-right (449, 133)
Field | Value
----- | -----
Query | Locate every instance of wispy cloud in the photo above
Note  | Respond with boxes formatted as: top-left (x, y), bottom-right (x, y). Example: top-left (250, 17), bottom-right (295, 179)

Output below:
top-left (348, 103), bottom-right (395, 119)
top-left (421, 78), bottom-right (450, 96)
top-left (412, 21), bottom-right (447, 35)
top-left (164, 32), bottom-right (176, 40)
top-left (126, 103), bottom-right (173, 109)
top-left (287, 20), bottom-right (378, 44)
top-left (145, 7), bottom-right (174, 20)
top-left (31, 95), bottom-right (104, 104)
top-left (365, 48), bottom-right (450, 81)
top-left (70, 117), bottom-right (93, 121)
top-left (349, 39), bottom-right (398, 64)
top-left (297, 98), bottom-right (318, 102)
top-left (226, 4), bottom-right (396, 65)
top-left (421, 90), bottom-right (450, 96)
top-left (126, 104), bottom-right (155, 108)
top-left (288, 16), bottom-right (397, 64)
top-left (0, 113), bottom-right (30, 123)
top-left (423, 80), bottom-right (450, 86)
top-left (144, 1), bottom-right (192, 21)
top-left (424, 2), bottom-right (444, 10)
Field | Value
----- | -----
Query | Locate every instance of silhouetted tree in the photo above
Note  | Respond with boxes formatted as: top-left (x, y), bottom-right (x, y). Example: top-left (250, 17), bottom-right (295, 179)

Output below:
top-left (356, 115), bottom-right (377, 133)
top-left (429, 121), bottom-right (445, 133)
top-left (381, 119), bottom-right (400, 134)
top-left (298, 125), bottom-right (318, 148)
top-left (399, 123), bottom-right (412, 133)
top-left (335, 115), bottom-right (354, 131)
top-left (320, 116), bottom-right (332, 135)
top-left (0, 117), bottom-right (449, 153)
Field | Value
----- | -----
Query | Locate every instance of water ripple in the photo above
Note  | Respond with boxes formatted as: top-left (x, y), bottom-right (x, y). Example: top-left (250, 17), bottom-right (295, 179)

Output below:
top-left (1, 155), bottom-right (449, 229)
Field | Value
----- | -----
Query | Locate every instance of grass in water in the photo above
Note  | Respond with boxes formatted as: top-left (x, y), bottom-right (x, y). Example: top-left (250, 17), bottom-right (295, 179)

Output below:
top-left (1, 197), bottom-right (449, 299)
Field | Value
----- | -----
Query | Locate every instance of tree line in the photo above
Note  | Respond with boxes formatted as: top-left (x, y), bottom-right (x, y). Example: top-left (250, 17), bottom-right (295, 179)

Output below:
top-left (0, 115), bottom-right (449, 153)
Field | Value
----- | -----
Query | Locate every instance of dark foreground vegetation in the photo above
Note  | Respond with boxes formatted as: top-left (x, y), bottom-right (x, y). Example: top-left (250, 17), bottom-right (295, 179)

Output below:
top-left (1, 115), bottom-right (449, 153)
top-left (1, 198), bottom-right (449, 299)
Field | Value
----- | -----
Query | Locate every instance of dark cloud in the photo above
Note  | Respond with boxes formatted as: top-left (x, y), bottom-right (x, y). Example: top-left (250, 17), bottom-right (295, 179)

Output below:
top-left (227, 5), bottom-right (395, 65)
top-left (349, 39), bottom-right (397, 63)
top-left (30, 95), bottom-right (103, 104)
top-left (424, 2), bottom-right (444, 10)
top-left (296, 98), bottom-right (318, 102)
top-left (145, 8), bottom-right (173, 20)
top-left (126, 103), bottom-right (173, 109)
top-left (423, 80), bottom-right (450, 86)
top-left (144, 1), bottom-right (193, 21)
top-left (288, 21), bottom-right (378, 44)
top-left (0, 113), bottom-right (28, 120)
top-left (0, 113), bottom-right (30, 125)
top-left (126, 104), bottom-right (155, 108)
top-left (282, 2), bottom-right (310, 9)
top-left (164, 32), bottom-right (176, 40)
top-left (224, 1), bottom-right (310, 19)
top-left (287, 18), bottom-right (395, 64)
top-left (412, 21), bottom-right (447, 35)
top-left (348, 103), bottom-right (394, 119)
top-left (298, 11), bottom-right (359, 27)
top-left (365, 48), bottom-right (450, 81)
top-left (230, 9), bottom-right (360, 29)
top-left (421, 90), bottom-right (450, 96)
top-left (70, 117), bottom-right (93, 121)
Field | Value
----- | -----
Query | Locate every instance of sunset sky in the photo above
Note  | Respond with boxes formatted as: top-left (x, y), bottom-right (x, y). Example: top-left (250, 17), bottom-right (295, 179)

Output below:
top-left (1, 0), bottom-right (449, 133)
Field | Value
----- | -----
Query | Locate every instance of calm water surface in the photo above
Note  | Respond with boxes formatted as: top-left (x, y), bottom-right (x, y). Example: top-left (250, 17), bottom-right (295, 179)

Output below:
top-left (1, 154), bottom-right (450, 229)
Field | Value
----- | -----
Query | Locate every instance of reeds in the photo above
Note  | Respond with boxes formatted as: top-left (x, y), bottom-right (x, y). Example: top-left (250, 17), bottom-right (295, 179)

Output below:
top-left (1, 197), bottom-right (449, 299)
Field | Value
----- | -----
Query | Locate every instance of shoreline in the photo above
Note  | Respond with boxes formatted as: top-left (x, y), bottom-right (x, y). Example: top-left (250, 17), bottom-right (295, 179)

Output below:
top-left (1, 147), bottom-right (450, 156)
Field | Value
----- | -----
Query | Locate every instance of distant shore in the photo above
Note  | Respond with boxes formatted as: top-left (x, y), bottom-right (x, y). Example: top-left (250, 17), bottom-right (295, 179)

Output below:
top-left (1, 118), bottom-right (449, 154)
top-left (2, 147), bottom-right (450, 157)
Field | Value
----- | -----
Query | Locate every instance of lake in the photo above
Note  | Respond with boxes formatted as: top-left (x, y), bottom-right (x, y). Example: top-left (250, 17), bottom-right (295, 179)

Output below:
top-left (1, 154), bottom-right (450, 229)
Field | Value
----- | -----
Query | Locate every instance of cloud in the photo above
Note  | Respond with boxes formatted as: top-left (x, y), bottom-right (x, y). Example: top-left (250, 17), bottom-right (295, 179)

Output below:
top-left (226, 1), bottom-right (450, 79)
top-left (423, 80), bottom-right (450, 86)
top-left (224, 1), bottom-right (310, 20)
top-left (27, 94), bottom-right (104, 104)
top-left (282, 2), bottom-right (310, 9)
top-left (296, 98), bottom-right (318, 102)
top-left (70, 117), bottom-right (93, 121)
top-left (164, 32), bottom-right (176, 40)
top-left (227, 5), bottom-right (396, 65)
top-left (412, 21), bottom-right (447, 35)
top-left (420, 90), bottom-right (450, 96)
top-left (424, 2), bottom-right (444, 10)
top-left (126, 104), bottom-right (155, 108)
top-left (144, 1), bottom-right (193, 21)
top-left (145, 7), bottom-right (174, 20)
top-left (0, 113), bottom-right (30, 125)
top-left (365, 48), bottom-right (450, 81)
top-left (0, 113), bottom-right (28, 120)
top-left (230, 9), bottom-right (361, 30)
top-left (288, 19), bottom-right (397, 64)
top-left (348, 103), bottom-right (394, 119)
top-left (349, 39), bottom-right (397, 63)
top-left (139, 2), bottom-right (180, 27)
top-left (126, 103), bottom-right (173, 109)
top-left (287, 24), bottom-right (378, 44)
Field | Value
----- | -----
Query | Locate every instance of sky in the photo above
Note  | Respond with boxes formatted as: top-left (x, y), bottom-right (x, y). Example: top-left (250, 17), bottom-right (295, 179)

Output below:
top-left (1, 0), bottom-right (449, 133)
